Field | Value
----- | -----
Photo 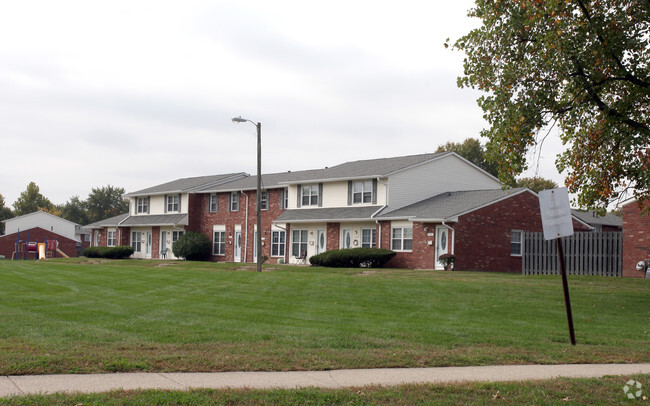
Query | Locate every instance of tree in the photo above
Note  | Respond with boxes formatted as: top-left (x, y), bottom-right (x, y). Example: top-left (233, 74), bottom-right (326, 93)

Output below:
top-left (172, 231), bottom-right (211, 261)
top-left (12, 182), bottom-right (54, 216)
top-left (514, 177), bottom-right (559, 193)
top-left (452, 0), bottom-right (649, 212)
top-left (0, 194), bottom-right (14, 235)
top-left (435, 138), bottom-right (499, 177)
top-left (85, 185), bottom-right (129, 224)
top-left (61, 196), bottom-right (89, 225)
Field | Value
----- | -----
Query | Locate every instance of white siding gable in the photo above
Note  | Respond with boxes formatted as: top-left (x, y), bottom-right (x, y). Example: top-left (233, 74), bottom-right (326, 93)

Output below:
top-left (388, 154), bottom-right (502, 210)
top-left (4, 211), bottom-right (77, 241)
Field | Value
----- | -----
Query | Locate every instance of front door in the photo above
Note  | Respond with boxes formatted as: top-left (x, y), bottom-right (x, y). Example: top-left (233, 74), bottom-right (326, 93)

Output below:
top-left (342, 229), bottom-right (352, 249)
top-left (316, 229), bottom-right (326, 254)
top-left (234, 231), bottom-right (242, 262)
top-left (435, 226), bottom-right (449, 269)
top-left (145, 232), bottom-right (152, 259)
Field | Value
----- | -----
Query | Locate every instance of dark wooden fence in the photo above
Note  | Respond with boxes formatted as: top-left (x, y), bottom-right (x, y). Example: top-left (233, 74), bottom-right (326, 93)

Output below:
top-left (522, 232), bottom-right (622, 277)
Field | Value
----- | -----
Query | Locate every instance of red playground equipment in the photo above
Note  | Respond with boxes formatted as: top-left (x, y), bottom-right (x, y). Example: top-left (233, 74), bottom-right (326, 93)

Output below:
top-left (12, 230), bottom-right (59, 260)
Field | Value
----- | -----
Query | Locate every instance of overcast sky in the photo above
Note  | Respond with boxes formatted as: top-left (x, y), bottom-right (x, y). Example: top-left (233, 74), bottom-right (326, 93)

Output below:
top-left (0, 0), bottom-right (566, 207)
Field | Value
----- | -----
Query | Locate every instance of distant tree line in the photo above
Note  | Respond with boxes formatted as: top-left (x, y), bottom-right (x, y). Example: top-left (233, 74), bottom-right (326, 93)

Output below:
top-left (0, 183), bottom-right (128, 233)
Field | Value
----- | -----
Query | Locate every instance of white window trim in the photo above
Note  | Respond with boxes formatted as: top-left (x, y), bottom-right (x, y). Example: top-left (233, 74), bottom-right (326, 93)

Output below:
top-left (230, 192), bottom-right (240, 211)
top-left (271, 229), bottom-right (286, 257)
top-left (291, 229), bottom-right (308, 257)
top-left (131, 231), bottom-right (142, 252)
top-left (209, 193), bottom-right (219, 212)
top-left (166, 194), bottom-right (180, 213)
top-left (301, 184), bottom-right (319, 206)
top-left (352, 180), bottom-right (373, 204)
top-left (391, 227), bottom-right (413, 252)
top-left (511, 230), bottom-right (523, 257)
top-left (361, 228), bottom-right (376, 248)
top-left (213, 226), bottom-right (226, 256)
top-left (107, 229), bottom-right (116, 247)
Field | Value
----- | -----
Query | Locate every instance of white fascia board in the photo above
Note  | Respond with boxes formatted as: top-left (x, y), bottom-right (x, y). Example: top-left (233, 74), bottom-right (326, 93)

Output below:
top-left (276, 176), bottom-right (381, 186)
top-left (272, 217), bottom-right (379, 224)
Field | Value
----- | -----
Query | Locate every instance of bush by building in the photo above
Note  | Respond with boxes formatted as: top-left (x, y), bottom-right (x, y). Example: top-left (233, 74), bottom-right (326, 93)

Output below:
top-left (309, 248), bottom-right (396, 268)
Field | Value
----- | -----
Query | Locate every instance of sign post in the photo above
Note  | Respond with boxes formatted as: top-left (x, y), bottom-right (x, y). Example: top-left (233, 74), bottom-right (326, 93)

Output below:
top-left (538, 188), bottom-right (576, 345)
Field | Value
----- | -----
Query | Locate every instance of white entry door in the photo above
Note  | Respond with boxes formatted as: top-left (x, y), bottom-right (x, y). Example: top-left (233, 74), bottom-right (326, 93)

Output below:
top-left (316, 229), bottom-right (326, 254)
top-left (234, 231), bottom-right (242, 262)
top-left (145, 232), bottom-right (152, 259)
top-left (342, 229), bottom-right (352, 249)
top-left (435, 226), bottom-right (449, 269)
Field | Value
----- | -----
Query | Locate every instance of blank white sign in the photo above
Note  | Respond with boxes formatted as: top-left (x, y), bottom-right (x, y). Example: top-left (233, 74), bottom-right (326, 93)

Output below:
top-left (539, 188), bottom-right (574, 240)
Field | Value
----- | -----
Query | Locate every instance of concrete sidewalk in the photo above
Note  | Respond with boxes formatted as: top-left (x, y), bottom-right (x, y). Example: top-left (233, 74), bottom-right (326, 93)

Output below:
top-left (1, 364), bottom-right (649, 397)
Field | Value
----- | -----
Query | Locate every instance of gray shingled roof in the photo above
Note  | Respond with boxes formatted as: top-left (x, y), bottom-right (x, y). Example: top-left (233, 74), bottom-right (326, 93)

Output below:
top-left (84, 213), bottom-right (129, 229)
top-left (125, 173), bottom-right (247, 197)
top-left (197, 168), bottom-right (330, 192)
top-left (274, 206), bottom-right (384, 223)
top-left (570, 209), bottom-right (622, 228)
top-left (120, 214), bottom-right (189, 227)
top-left (378, 188), bottom-right (530, 220)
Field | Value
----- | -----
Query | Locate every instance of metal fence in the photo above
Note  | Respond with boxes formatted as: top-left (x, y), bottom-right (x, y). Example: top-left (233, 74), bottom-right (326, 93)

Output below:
top-left (522, 232), bottom-right (622, 277)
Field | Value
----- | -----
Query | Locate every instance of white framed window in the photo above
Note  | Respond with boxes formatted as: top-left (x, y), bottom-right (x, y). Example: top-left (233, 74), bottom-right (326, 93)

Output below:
top-left (136, 197), bottom-right (149, 214)
top-left (213, 228), bottom-right (226, 255)
top-left (353, 181), bottom-right (373, 204)
top-left (283, 188), bottom-right (289, 209)
top-left (361, 228), bottom-right (376, 248)
top-left (291, 229), bottom-right (308, 257)
top-left (391, 227), bottom-right (413, 251)
top-left (166, 194), bottom-right (180, 212)
top-left (271, 230), bottom-right (286, 257)
top-left (172, 230), bottom-right (184, 248)
top-left (301, 184), bottom-right (319, 206)
top-left (131, 231), bottom-right (142, 252)
top-left (84, 234), bottom-right (91, 242)
top-left (260, 191), bottom-right (269, 210)
top-left (209, 193), bottom-right (218, 212)
top-left (230, 192), bottom-right (240, 211)
top-left (511, 230), bottom-right (523, 256)
top-left (107, 230), bottom-right (116, 247)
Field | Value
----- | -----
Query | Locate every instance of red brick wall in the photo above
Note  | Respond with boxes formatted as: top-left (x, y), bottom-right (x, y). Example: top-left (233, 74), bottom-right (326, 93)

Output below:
top-left (622, 200), bottom-right (650, 278)
top-left (0, 227), bottom-right (78, 259)
top-left (190, 189), bottom-right (288, 264)
top-left (327, 223), bottom-right (340, 251)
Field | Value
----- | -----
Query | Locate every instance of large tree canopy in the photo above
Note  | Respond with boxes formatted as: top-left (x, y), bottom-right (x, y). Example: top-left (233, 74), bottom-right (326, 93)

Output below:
top-left (85, 185), bottom-right (129, 224)
top-left (453, 0), bottom-right (649, 212)
top-left (12, 182), bottom-right (54, 216)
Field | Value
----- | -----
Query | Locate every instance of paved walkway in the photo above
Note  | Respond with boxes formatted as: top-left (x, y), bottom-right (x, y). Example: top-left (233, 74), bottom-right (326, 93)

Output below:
top-left (1, 364), bottom-right (649, 397)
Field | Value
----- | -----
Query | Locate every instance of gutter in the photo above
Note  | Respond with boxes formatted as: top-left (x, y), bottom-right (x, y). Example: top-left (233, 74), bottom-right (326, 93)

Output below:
top-left (242, 191), bottom-right (249, 263)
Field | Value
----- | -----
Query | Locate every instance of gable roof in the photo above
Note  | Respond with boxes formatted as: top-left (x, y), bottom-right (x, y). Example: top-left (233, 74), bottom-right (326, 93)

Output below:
top-left (84, 213), bottom-right (129, 229)
top-left (125, 172), bottom-right (248, 197)
top-left (197, 168), bottom-right (329, 193)
top-left (570, 209), bottom-right (622, 228)
top-left (377, 188), bottom-right (532, 221)
top-left (2, 210), bottom-right (80, 227)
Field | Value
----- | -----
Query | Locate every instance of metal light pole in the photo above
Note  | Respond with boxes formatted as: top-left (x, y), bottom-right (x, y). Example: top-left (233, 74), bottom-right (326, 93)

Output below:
top-left (232, 116), bottom-right (263, 272)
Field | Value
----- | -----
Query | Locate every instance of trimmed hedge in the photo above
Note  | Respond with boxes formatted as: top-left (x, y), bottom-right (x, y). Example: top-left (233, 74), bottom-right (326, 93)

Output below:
top-left (309, 248), bottom-right (396, 268)
top-left (172, 231), bottom-right (211, 261)
top-left (83, 245), bottom-right (134, 259)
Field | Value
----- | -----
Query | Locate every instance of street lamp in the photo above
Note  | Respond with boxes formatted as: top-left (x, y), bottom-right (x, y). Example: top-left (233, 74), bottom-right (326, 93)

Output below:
top-left (231, 116), bottom-right (263, 272)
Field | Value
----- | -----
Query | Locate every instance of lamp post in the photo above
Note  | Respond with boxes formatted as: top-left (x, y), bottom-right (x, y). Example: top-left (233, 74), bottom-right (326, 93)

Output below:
top-left (231, 116), bottom-right (262, 272)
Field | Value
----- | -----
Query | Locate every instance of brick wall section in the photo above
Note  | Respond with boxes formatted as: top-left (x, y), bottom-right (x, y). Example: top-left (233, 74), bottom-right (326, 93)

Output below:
top-left (327, 223), bottom-right (341, 251)
top-left (622, 200), bottom-right (649, 278)
top-left (190, 189), bottom-right (288, 264)
top-left (0, 227), bottom-right (78, 259)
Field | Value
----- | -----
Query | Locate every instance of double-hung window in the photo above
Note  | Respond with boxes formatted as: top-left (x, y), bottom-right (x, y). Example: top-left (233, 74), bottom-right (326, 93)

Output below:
top-left (271, 230), bottom-right (286, 257)
top-left (230, 192), bottom-right (240, 211)
top-left (291, 229), bottom-right (308, 257)
top-left (172, 231), bottom-right (184, 248)
top-left (361, 228), bottom-right (376, 248)
top-left (131, 231), bottom-right (142, 252)
top-left (107, 230), bottom-right (116, 247)
top-left (136, 197), bottom-right (149, 214)
top-left (391, 227), bottom-right (413, 251)
top-left (260, 191), bottom-right (269, 210)
top-left (353, 181), bottom-right (373, 204)
top-left (511, 230), bottom-right (523, 256)
top-left (166, 194), bottom-right (180, 212)
top-left (283, 188), bottom-right (289, 209)
top-left (209, 193), bottom-right (218, 212)
top-left (301, 184), bottom-right (319, 206)
top-left (213, 229), bottom-right (226, 255)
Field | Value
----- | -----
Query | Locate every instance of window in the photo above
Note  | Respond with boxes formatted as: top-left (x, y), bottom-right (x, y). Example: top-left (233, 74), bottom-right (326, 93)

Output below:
top-left (209, 193), bottom-right (218, 212)
top-left (353, 181), bottom-right (373, 204)
top-left (136, 197), bottom-right (149, 214)
top-left (166, 194), bottom-right (180, 212)
top-left (361, 228), bottom-right (376, 248)
top-left (291, 229), bottom-right (308, 257)
top-left (230, 192), bottom-right (240, 211)
top-left (511, 230), bottom-right (523, 256)
top-left (301, 184), bottom-right (319, 206)
top-left (107, 230), bottom-right (116, 247)
top-left (172, 230), bottom-right (184, 248)
top-left (391, 227), bottom-right (413, 251)
top-left (283, 188), bottom-right (289, 209)
top-left (84, 234), bottom-right (91, 242)
top-left (131, 231), bottom-right (142, 252)
top-left (272, 230), bottom-right (286, 257)
top-left (213, 230), bottom-right (226, 255)
top-left (260, 191), bottom-right (269, 210)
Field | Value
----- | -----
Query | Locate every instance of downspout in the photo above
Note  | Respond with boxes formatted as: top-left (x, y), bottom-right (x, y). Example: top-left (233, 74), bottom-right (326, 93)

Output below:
top-left (441, 219), bottom-right (455, 261)
top-left (242, 191), bottom-right (249, 263)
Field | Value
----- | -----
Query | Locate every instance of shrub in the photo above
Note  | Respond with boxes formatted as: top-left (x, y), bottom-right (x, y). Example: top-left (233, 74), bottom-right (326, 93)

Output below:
top-left (83, 245), bottom-right (134, 259)
top-left (309, 248), bottom-right (396, 268)
top-left (438, 253), bottom-right (456, 270)
top-left (171, 231), bottom-right (211, 261)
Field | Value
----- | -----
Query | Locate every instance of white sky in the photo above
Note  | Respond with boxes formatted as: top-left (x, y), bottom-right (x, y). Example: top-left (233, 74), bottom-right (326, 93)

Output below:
top-left (0, 0), bottom-right (567, 207)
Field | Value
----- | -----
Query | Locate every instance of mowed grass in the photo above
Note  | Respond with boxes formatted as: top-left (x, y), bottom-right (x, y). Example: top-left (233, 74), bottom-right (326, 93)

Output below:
top-left (3, 374), bottom-right (650, 405)
top-left (0, 258), bottom-right (648, 375)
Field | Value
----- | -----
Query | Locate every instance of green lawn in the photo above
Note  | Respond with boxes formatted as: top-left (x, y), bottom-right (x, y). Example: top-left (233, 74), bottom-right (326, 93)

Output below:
top-left (0, 259), bottom-right (648, 375)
